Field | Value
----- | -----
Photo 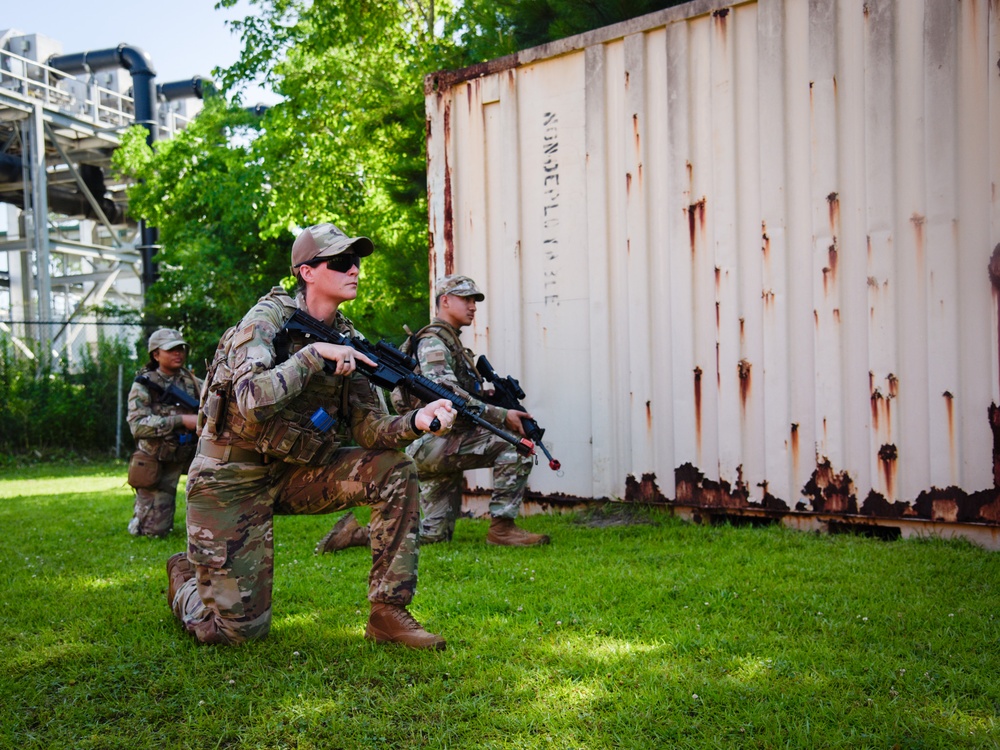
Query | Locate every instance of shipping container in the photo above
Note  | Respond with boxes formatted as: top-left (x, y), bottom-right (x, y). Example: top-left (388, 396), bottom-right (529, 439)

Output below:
top-left (424, 0), bottom-right (1000, 547)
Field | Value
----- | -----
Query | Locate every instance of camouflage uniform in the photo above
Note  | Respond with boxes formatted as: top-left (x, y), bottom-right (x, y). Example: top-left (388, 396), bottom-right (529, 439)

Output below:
top-left (172, 287), bottom-right (427, 645)
top-left (407, 318), bottom-right (533, 542)
top-left (126, 366), bottom-right (200, 537)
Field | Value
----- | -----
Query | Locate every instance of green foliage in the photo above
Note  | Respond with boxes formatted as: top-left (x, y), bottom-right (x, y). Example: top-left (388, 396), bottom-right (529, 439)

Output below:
top-left (491, 0), bottom-right (689, 50)
top-left (0, 331), bottom-right (138, 456)
top-left (113, 101), bottom-right (293, 367)
top-left (117, 0), bottom-right (691, 351)
top-left (3, 466), bottom-right (1000, 748)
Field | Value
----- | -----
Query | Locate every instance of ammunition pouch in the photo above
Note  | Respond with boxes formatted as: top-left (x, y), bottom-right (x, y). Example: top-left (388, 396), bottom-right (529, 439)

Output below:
top-left (250, 413), bottom-right (340, 465)
top-left (128, 450), bottom-right (161, 489)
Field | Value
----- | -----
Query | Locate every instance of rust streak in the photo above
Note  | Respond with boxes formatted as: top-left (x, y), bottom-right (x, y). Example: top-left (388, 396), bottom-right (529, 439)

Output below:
top-left (944, 392), bottom-right (955, 471)
top-left (694, 367), bottom-right (703, 447)
top-left (738, 359), bottom-right (751, 412)
top-left (827, 192), bottom-right (840, 234)
top-left (790, 423), bottom-right (800, 477)
top-left (878, 443), bottom-right (898, 501)
top-left (762, 221), bottom-right (770, 261)
top-left (911, 213), bottom-right (926, 267)
top-left (646, 400), bottom-right (652, 431)
top-left (990, 245), bottom-right (1000, 377)
top-left (442, 102), bottom-right (455, 274)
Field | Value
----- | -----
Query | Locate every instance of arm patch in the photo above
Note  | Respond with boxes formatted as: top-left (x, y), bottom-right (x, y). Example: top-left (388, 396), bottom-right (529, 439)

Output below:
top-left (425, 349), bottom-right (447, 364)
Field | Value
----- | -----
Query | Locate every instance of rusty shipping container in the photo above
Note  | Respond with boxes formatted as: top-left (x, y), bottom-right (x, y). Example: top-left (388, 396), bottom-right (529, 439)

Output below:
top-left (424, 0), bottom-right (1000, 547)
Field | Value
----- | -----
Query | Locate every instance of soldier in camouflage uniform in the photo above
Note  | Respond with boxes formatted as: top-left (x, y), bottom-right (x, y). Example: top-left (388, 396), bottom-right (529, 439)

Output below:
top-left (317, 274), bottom-right (549, 552)
top-left (165, 223), bottom-right (456, 650)
top-left (126, 329), bottom-right (201, 537)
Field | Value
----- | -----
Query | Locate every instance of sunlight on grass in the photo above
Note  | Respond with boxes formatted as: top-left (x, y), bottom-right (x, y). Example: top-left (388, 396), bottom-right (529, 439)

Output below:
top-left (0, 475), bottom-right (129, 499)
top-left (728, 654), bottom-right (770, 682)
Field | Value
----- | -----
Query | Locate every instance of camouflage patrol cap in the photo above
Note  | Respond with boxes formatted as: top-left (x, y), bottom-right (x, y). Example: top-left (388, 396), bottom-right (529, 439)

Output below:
top-left (148, 328), bottom-right (187, 354)
top-left (435, 274), bottom-right (485, 301)
top-left (291, 223), bottom-right (375, 269)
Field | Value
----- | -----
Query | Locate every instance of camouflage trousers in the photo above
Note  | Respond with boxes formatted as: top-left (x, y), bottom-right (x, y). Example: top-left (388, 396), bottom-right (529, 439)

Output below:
top-left (407, 426), bottom-right (533, 542)
top-left (171, 446), bottom-right (420, 645)
top-left (128, 460), bottom-right (186, 538)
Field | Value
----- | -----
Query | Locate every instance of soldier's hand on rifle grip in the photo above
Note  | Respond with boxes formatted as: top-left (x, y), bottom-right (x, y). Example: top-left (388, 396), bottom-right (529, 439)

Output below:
top-left (416, 399), bottom-right (455, 435)
top-left (313, 342), bottom-right (375, 375)
top-left (505, 409), bottom-right (533, 438)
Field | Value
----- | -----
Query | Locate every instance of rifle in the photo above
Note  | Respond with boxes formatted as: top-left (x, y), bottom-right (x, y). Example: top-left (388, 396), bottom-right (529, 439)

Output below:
top-left (279, 309), bottom-right (535, 457)
top-left (135, 374), bottom-right (199, 412)
top-left (475, 355), bottom-right (561, 471)
top-left (134, 374), bottom-right (198, 445)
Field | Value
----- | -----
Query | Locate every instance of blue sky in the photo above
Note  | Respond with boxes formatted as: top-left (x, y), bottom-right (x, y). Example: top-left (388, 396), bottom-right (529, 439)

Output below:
top-left (4, 0), bottom-right (280, 105)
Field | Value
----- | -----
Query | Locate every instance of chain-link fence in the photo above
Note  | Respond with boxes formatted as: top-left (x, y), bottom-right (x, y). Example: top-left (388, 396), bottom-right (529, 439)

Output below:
top-left (1, 318), bottom-right (148, 457)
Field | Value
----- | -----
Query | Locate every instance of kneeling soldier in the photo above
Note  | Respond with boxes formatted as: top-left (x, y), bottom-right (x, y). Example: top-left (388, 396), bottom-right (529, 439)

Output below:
top-left (166, 223), bottom-right (455, 650)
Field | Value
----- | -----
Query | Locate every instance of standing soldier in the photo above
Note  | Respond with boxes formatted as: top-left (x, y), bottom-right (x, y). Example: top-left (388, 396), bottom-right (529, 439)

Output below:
top-left (126, 328), bottom-right (201, 538)
top-left (166, 223), bottom-right (456, 650)
top-left (316, 274), bottom-right (549, 553)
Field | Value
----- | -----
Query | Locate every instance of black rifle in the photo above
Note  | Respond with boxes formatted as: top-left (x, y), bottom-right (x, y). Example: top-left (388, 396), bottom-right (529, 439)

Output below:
top-left (475, 355), bottom-right (561, 471)
top-left (135, 374), bottom-right (199, 412)
top-left (279, 309), bottom-right (535, 457)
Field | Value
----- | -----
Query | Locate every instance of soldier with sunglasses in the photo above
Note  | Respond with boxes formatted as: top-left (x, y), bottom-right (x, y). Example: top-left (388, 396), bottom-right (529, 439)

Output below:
top-left (165, 223), bottom-right (457, 650)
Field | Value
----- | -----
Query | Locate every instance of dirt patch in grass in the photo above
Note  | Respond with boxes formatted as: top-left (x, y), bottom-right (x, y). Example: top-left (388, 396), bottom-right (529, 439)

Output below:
top-left (576, 503), bottom-right (660, 528)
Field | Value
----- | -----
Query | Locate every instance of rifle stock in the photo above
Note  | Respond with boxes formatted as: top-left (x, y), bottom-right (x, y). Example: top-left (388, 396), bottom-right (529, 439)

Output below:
top-left (280, 310), bottom-right (535, 457)
top-left (475, 355), bottom-right (561, 471)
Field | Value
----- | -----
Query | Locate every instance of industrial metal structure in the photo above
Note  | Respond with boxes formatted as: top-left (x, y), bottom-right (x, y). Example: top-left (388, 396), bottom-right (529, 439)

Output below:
top-left (0, 29), bottom-right (204, 361)
top-left (425, 0), bottom-right (1000, 546)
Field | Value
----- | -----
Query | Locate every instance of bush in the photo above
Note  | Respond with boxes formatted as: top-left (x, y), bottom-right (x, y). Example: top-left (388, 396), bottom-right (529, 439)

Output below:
top-left (0, 331), bottom-right (139, 457)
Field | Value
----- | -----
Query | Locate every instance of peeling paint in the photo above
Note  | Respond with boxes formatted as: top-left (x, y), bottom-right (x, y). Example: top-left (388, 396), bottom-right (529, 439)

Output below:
top-left (675, 463), bottom-right (748, 509)
top-left (803, 459), bottom-right (856, 514)
top-left (625, 472), bottom-right (667, 503)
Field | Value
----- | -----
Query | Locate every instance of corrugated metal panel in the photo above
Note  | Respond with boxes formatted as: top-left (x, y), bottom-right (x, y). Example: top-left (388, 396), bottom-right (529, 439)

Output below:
top-left (424, 0), bottom-right (1000, 525)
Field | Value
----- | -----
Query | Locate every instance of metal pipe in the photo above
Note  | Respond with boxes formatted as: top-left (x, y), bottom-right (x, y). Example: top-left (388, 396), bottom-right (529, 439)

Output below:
top-left (48, 44), bottom-right (159, 144)
top-left (157, 75), bottom-right (213, 101)
top-left (48, 44), bottom-right (159, 288)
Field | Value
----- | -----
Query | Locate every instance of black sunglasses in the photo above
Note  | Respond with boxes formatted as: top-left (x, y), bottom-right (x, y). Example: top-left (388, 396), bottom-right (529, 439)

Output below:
top-left (304, 254), bottom-right (362, 273)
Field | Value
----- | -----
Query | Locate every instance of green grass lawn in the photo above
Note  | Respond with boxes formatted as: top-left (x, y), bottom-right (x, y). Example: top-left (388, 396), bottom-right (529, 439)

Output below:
top-left (2, 460), bottom-right (998, 749)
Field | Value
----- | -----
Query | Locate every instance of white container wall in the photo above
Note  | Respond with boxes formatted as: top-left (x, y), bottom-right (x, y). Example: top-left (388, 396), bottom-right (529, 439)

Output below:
top-left (425, 0), bottom-right (1000, 529)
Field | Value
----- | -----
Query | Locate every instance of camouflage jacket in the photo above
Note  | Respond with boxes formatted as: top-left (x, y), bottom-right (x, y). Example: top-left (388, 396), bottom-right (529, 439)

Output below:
top-left (200, 287), bottom-right (423, 464)
top-left (127, 366), bottom-right (201, 463)
top-left (414, 318), bottom-right (508, 429)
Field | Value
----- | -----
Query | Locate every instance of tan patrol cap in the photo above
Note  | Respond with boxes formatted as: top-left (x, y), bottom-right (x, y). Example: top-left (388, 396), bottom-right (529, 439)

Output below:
top-left (148, 328), bottom-right (187, 354)
top-left (435, 274), bottom-right (485, 301)
top-left (291, 223), bottom-right (375, 269)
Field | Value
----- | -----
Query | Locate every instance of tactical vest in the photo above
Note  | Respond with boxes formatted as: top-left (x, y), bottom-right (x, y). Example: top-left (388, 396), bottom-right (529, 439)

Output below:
top-left (389, 321), bottom-right (481, 414)
top-left (134, 367), bottom-right (200, 464)
top-left (200, 288), bottom-right (352, 465)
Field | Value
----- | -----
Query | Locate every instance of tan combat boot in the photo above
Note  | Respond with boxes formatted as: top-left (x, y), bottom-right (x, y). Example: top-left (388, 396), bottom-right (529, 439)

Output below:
top-left (365, 602), bottom-right (446, 650)
top-left (486, 516), bottom-right (551, 547)
top-left (314, 513), bottom-right (370, 555)
top-left (166, 552), bottom-right (195, 606)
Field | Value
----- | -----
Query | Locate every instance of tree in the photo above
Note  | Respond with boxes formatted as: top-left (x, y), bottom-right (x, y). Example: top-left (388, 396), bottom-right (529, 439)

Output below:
top-left (119, 0), bottom-right (688, 358)
top-left (113, 98), bottom-right (292, 368)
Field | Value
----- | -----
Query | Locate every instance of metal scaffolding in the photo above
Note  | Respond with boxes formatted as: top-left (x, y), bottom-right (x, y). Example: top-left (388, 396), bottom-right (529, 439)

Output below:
top-left (0, 31), bottom-right (197, 362)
